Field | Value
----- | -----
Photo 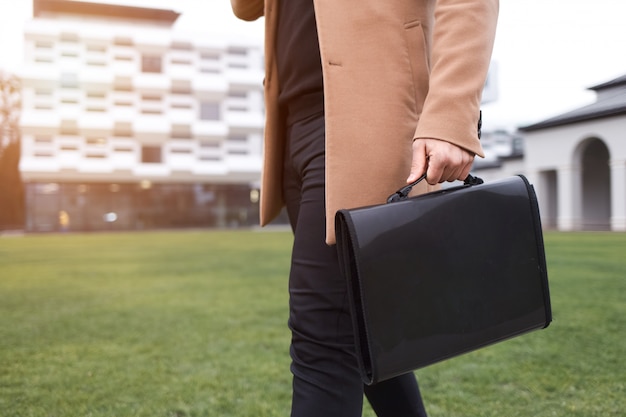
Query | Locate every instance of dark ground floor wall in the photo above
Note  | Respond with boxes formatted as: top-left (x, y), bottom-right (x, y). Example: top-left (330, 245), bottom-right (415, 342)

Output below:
top-left (23, 181), bottom-right (266, 233)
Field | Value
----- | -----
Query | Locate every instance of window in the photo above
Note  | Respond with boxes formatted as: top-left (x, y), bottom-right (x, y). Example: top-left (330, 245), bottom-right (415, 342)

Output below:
top-left (60, 127), bottom-right (78, 136)
top-left (87, 45), bottom-right (107, 53)
top-left (34, 136), bottom-right (53, 144)
top-left (142, 55), bottom-right (162, 73)
top-left (113, 122), bottom-right (133, 138)
top-left (228, 91), bottom-right (247, 99)
top-left (35, 41), bottom-right (53, 49)
top-left (60, 121), bottom-right (78, 136)
top-left (227, 47), bottom-right (247, 56)
top-left (60, 51), bottom-right (79, 58)
top-left (200, 141), bottom-right (220, 148)
top-left (228, 134), bottom-right (247, 142)
top-left (228, 62), bottom-right (249, 69)
top-left (172, 41), bottom-right (192, 51)
top-left (171, 148), bottom-right (192, 154)
top-left (171, 81), bottom-right (191, 94)
top-left (114, 84), bottom-right (132, 92)
top-left (60, 32), bottom-right (79, 43)
top-left (114, 37), bottom-right (133, 47)
top-left (228, 149), bottom-right (249, 155)
top-left (171, 58), bottom-right (192, 65)
top-left (86, 137), bottom-right (107, 147)
top-left (141, 146), bottom-right (162, 163)
top-left (87, 92), bottom-right (106, 99)
top-left (201, 52), bottom-right (220, 61)
top-left (60, 73), bottom-right (79, 88)
top-left (199, 155), bottom-right (221, 161)
top-left (113, 76), bottom-right (132, 91)
top-left (141, 109), bottom-right (162, 115)
top-left (142, 94), bottom-right (161, 102)
top-left (200, 102), bottom-right (220, 120)
top-left (172, 125), bottom-right (192, 139)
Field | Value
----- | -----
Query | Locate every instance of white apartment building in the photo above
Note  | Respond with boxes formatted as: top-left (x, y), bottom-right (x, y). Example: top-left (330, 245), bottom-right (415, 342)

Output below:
top-left (19, 0), bottom-right (265, 232)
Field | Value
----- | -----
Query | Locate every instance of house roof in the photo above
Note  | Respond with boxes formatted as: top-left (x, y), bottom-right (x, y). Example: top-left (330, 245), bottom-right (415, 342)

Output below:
top-left (520, 73), bottom-right (626, 132)
top-left (33, 0), bottom-right (180, 25)
top-left (589, 74), bottom-right (626, 91)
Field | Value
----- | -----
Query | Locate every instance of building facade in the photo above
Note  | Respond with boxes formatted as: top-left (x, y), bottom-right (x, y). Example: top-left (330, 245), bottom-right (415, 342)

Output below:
top-left (520, 75), bottom-right (626, 232)
top-left (19, 0), bottom-right (265, 232)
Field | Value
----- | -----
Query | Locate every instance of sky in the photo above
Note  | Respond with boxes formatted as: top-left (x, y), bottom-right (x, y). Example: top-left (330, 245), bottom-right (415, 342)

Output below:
top-left (1, 0), bottom-right (625, 131)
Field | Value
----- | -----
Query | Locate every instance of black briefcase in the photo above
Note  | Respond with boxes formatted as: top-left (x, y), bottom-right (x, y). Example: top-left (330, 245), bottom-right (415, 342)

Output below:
top-left (335, 174), bottom-right (552, 385)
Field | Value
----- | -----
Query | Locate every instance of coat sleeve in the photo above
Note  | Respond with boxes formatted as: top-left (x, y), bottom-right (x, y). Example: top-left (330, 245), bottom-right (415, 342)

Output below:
top-left (414, 0), bottom-right (499, 157)
top-left (230, 0), bottom-right (265, 21)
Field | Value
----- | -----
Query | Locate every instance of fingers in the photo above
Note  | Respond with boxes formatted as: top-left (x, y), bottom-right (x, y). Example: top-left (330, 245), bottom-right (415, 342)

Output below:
top-left (407, 140), bottom-right (427, 183)
top-left (409, 138), bottom-right (475, 185)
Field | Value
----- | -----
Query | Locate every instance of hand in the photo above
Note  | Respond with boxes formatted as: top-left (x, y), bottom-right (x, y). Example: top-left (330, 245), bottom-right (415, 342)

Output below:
top-left (407, 138), bottom-right (475, 185)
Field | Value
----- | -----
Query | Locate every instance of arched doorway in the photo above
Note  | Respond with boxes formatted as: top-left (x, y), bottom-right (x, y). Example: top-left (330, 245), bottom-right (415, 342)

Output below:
top-left (577, 138), bottom-right (611, 230)
top-left (539, 170), bottom-right (558, 229)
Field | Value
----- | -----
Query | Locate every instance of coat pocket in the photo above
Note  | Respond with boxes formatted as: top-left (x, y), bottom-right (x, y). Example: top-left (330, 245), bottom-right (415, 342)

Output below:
top-left (403, 20), bottom-right (430, 116)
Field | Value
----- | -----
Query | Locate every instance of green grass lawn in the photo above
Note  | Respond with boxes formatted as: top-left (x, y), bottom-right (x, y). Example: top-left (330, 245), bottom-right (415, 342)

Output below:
top-left (0, 230), bottom-right (624, 416)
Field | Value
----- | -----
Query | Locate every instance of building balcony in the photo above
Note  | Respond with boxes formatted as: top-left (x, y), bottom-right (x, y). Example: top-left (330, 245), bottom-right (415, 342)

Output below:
top-left (193, 120), bottom-right (229, 138)
top-left (79, 114), bottom-right (115, 135)
top-left (192, 75), bottom-right (228, 98)
top-left (224, 111), bottom-right (264, 131)
top-left (133, 164), bottom-right (171, 178)
top-left (133, 116), bottom-right (171, 140)
top-left (226, 68), bottom-right (264, 89)
top-left (133, 73), bottom-right (170, 93)
top-left (20, 111), bottom-right (60, 131)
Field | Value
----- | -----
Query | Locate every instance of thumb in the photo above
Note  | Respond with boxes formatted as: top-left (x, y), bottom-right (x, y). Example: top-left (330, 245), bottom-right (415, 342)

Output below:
top-left (407, 140), bottom-right (427, 183)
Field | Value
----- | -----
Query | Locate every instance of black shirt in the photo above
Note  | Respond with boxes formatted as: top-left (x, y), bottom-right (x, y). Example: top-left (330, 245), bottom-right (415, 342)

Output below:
top-left (276, 0), bottom-right (324, 121)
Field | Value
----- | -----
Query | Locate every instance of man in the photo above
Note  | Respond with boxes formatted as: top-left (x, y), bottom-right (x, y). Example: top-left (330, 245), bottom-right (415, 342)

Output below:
top-left (230, 1), bottom-right (498, 415)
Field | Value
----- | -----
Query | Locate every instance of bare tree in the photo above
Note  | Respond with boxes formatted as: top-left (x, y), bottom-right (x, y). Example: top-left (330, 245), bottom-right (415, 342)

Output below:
top-left (0, 71), bottom-right (24, 230)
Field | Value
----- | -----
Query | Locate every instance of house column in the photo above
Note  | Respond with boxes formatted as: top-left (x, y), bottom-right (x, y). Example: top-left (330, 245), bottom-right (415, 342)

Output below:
top-left (528, 169), bottom-right (549, 223)
top-left (610, 158), bottom-right (626, 231)
top-left (557, 164), bottom-right (581, 230)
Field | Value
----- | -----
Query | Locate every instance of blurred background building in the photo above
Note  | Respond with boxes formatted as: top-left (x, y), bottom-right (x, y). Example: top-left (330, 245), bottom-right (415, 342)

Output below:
top-left (18, 0), bottom-right (264, 232)
top-left (8, 0), bottom-right (625, 234)
top-left (474, 74), bottom-right (626, 232)
top-left (519, 75), bottom-right (626, 232)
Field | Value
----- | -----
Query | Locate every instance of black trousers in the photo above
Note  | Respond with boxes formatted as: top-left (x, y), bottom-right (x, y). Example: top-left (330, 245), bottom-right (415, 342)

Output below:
top-left (282, 110), bottom-right (428, 417)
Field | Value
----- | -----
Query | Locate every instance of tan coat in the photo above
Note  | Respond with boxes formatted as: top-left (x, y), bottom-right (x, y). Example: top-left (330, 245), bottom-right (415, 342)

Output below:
top-left (231, 0), bottom-right (499, 243)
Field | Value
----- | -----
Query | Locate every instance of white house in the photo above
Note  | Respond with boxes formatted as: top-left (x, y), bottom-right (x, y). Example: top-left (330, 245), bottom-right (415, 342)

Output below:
top-left (520, 74), bottom-right (626, 231)
top-left (19, 0), bottom-right (265, 232)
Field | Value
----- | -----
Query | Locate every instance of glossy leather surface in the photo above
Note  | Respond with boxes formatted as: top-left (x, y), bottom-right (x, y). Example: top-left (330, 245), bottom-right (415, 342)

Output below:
top-left (336, 175), bottom-right (551, 385)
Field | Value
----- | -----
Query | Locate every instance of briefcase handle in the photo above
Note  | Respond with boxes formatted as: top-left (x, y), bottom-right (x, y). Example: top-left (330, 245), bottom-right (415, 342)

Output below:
top-left (386, 173), bottom-right (484, 203)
